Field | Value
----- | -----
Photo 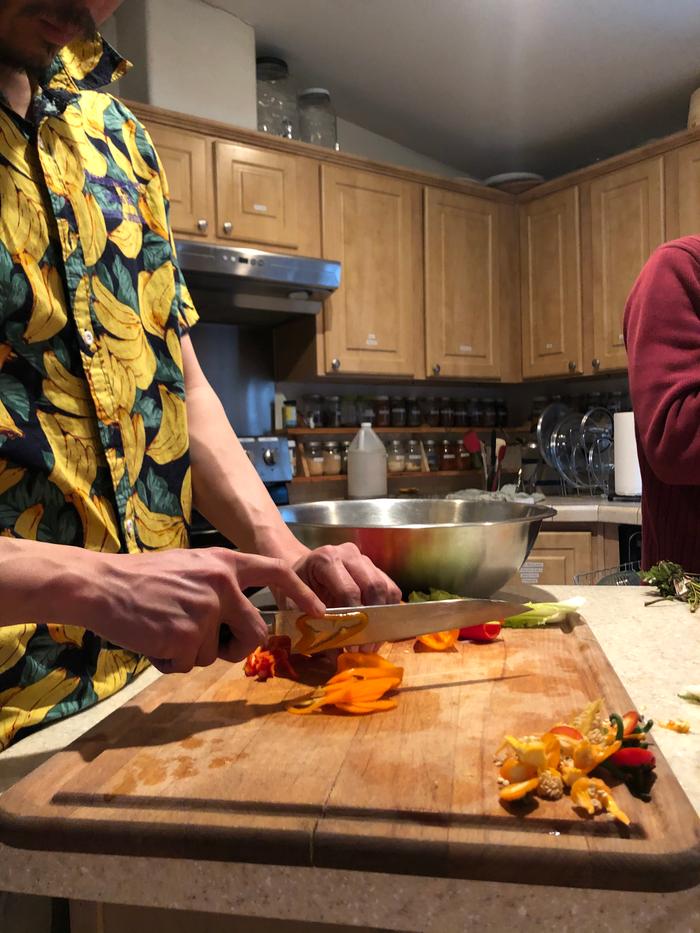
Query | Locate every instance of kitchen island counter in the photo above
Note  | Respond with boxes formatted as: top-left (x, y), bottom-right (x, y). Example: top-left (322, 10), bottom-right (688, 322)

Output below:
top-left (0, 586), bottom-right (697, 933)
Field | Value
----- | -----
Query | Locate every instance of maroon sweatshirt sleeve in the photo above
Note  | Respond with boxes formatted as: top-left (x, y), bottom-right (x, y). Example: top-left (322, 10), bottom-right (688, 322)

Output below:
top-left (624, 238), bottom-right (700, 486)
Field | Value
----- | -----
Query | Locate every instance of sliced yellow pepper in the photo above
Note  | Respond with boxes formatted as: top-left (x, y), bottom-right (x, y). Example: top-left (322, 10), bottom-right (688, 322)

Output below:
top-left (570, 777), bottom-right (630, 826)
top-left (659, 719), bottom-right (690, 734)
top-left (499, 777), bottom-right (540, 801)
top-left (287, 652), bottom-right (403, 715)
top-left (561, 738), bottom-right (622, 787)
top-left (499, 757), bottom-right (537, 784)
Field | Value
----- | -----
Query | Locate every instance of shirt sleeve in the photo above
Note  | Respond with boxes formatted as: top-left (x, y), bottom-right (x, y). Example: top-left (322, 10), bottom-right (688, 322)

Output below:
top-left (624, 240), bottom-right (700, 485)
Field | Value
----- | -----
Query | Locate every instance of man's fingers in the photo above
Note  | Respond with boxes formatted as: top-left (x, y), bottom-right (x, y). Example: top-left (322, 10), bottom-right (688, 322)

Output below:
top-left (302, 550), bottom-right (363, 608)
top-left (231, 553), bottom-right (326, 618)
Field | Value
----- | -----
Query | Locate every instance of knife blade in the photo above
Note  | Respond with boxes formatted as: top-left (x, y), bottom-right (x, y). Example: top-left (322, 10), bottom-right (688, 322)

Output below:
top-left (259, 598), bottom-right (530, 655)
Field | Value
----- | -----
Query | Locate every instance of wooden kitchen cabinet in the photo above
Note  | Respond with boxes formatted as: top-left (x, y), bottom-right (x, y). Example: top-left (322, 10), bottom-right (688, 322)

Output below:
top-left (665, 139), bottom-right (700, 238)
top-left (586, 158), bottom-right (665, 372)
top-left (514, 530), bottom-right (594, 586)
top-left (214, 143), bottom-right (321, 255)
top-left (145, 125), bottom-right (212, 238)
top-left (520, 187), bottom-right (583, 378)
top-left (424, 188), bottom-right (502, 379)
top-left (319, 165), bottom-right (423, 376)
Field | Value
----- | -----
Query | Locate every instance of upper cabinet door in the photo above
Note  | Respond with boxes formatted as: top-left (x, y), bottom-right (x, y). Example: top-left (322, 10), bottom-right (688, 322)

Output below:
top-left (520, 187), bottom-right (582, 379)
top-left (321, 165), bottom-right (422, 377)
top-left (589, 158), bottom-right (664, 372)
top-left (666, 140), bottom-right (700, 239)
top-left (214, 143), bottom-right (320, 255)
top-left (146, 126), bottom-right (211, 238)
top-left (424, 188), bottom-right (501, 379)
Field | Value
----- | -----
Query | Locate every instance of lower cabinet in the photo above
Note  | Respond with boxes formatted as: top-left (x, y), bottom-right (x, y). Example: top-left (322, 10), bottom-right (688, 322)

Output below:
top-left (514, 530), bottom-right (594, 586)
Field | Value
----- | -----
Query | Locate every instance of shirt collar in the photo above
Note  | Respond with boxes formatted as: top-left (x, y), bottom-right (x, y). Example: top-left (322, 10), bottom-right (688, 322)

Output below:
top-left (44, 34), bottom-right (131, 95)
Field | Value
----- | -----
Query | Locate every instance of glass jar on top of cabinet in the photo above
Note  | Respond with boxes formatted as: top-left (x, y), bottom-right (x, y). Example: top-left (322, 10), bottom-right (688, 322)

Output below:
top-left (256, 58), bottom-right (297, 138)
top-left (298, 88), bottom-right (338, 149)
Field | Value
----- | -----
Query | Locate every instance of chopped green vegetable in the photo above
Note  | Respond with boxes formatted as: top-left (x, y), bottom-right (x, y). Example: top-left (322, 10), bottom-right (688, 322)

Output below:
top-left (641, 561), bottom-right (700, 612)
top-left (679, 685), bottom-right (700, 704)
top-left (407, 591), bottom-right (585, 628)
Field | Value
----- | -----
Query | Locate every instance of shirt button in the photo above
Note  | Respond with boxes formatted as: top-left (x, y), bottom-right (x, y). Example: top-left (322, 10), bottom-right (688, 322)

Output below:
top-left (125, 519), bottom-right (135, 536)
top-left (82, 329), bottom-right (94, 348)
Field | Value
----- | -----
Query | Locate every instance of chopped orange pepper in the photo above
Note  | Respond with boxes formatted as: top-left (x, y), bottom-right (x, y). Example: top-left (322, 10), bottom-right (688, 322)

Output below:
top-left (416, 629), bottom-right (460, 651)
top-left (287, 652), bottom-right (403, 715)
top-left (244, 636), bottom-right (298, 681)
top-left (570, 777), bottom-right (630, 825)
top-left (561, 737), bottom-right (622, 787)
top-left (499, 757), bottom-right (537, 784)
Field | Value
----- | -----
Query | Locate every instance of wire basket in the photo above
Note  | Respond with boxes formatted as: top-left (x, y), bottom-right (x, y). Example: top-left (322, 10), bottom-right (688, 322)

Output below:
top-left (574, 561), bottom-right (642, 586)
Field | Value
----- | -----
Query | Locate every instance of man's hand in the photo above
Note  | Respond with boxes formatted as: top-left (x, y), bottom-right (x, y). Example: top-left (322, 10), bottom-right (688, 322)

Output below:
top-left (82, 548), bottom-right (325, 674)
top-left (292, 543), bottom-right (402, 608)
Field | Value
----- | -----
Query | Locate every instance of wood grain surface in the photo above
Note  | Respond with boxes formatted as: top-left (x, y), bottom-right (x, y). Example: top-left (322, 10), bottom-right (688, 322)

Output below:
top-left (0, 619), bottom-right (698, 892)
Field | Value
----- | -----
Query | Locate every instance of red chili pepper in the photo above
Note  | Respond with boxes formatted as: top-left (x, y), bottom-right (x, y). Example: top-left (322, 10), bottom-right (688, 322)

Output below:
top-left (458, 621), bottom-right (502, 642)
top-left (608, 746), bottom-right (656, 769)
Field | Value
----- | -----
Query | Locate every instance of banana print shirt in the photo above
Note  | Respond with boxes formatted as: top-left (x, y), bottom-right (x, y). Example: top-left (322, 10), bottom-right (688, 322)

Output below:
top-left (0, 37), bottom-right (199, 750)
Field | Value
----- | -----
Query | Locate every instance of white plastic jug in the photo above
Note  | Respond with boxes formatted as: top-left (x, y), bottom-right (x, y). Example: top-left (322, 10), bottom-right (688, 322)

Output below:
top-left (347, 422), bottom-right (387, 499)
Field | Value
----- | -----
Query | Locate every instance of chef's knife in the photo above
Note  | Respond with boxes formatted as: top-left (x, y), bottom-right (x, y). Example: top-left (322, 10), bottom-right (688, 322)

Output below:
top-left (257, 598), bottom-right (530, 655)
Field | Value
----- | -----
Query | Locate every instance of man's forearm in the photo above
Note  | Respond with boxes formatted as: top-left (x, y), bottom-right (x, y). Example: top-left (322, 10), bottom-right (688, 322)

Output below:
top-left (0, 537), bottom-right (101, 628)
top-left (185, 381), bottom-right (307, 561)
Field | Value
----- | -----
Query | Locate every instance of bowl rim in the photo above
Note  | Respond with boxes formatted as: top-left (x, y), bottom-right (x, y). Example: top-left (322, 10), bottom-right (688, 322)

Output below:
top-left (279, 499), bottom-right (558, 530)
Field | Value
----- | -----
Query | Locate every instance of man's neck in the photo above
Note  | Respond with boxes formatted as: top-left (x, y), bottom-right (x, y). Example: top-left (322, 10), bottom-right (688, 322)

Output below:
top-left (0, 66), bottom-right (33, 119)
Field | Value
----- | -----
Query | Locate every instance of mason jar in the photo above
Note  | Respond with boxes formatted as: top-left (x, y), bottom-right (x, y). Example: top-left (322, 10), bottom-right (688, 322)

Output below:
top-left (407, 397), bottom-right (422, 427)
top-left (390, 396), bottom-right (407, 428)
top-left (322, 441), bottom-right (342, 476)
top-left (387, 439), bottom-right (406, 473)
top-left (424, 439), bottom-right (439, 472)
top-left (307, 441), bottom-right (324, 476)
top-left (256, 57), bottom-right (297, 138)
top-left (406, 438), bottom-right (422, 472)
top-left (298, 88), bottom-right (337, 149)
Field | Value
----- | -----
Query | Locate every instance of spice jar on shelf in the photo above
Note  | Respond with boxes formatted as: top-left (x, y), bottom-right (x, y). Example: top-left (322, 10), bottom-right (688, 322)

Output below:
top-left (282, 398), bottom-right (297, 429)
top-left (375, 396), bottom-right (390, 427)
top-left (304, 394), bottom-right (323, 429)
top-left (387, 439), bottom-right (406, 473)
top-left (439, 397), bottom-right (454, 428)
top-left (406, 438), bottom-right (422, 472)
top-left (288, 439), bottom-right (297, 478)
top-left (426, 398), bottom-right (440, 427)
top-left (458, 442), bottom-right (472, 471)
top-left (324, 395), bottom-right (342, 428)
top-left (424, 439), bottom-right (439, 472)
top-left (407, 397), bottom-right (422, 427)
top-left (496, 398), bottom-right (508, 427)
top-left (439, 438), bottom-right (457, 471)
top-left (341, 396), bottom-right (358, 427)
top-left (390, 396), bottom-right (407, 427)
top-left (322, 441), bottom-right (342, 475)
top-left (454, 400), bottom-right (468, 427)
top-left (358, 397), bottom-right (376, 426)
top-left (340, 440), bottom-right (350, 474)
top-left (483, 399), bottom-right (497, 427)
top-left (307, 441), bottom-right (324, 476)
top-left (467, 398), bottom-right (482, 426)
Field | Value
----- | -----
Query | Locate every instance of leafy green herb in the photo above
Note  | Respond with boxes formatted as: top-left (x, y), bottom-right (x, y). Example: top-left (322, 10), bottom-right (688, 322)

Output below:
top-left (641, 561), bottom-right (700, 612)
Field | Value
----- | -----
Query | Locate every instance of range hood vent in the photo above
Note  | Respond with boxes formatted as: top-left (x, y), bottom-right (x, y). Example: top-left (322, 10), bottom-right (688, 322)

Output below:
top-left (175, 241), bottom-right (341, 326)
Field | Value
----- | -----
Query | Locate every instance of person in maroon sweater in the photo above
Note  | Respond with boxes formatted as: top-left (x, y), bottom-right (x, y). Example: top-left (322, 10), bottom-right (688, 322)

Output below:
top-left (624, 235), bottom-right (700, 572)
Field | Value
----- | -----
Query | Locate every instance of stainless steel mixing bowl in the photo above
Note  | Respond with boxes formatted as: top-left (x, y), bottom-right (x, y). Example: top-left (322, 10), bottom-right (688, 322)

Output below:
top-left (279, 499), bottom-right (556, 598)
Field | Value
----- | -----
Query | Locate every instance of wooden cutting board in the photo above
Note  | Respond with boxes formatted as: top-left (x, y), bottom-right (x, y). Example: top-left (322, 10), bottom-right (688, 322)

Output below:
top-left (1, 618), bottom-right (698, 892)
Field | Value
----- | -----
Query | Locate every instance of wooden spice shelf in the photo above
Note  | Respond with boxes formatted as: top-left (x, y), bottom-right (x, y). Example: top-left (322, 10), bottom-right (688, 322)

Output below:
top-left (291, 470), bottom-right (479, 485)
top-left (284, 425), bottom-right (529, 436)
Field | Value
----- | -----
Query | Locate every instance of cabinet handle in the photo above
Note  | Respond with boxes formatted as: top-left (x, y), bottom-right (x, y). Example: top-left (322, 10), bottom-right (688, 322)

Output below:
top-left (223, 221), bottom-right (233, 235)
top-left (592, 358), bottom-right (600, 371)
top-left (568, 360), bottom-right (577, 373)
top-left (197, 219), bottom-right (208, 233)
top-left (331, 358), bottom-right (341, 371)
top-left (432, 363), bottom-right (441, 376)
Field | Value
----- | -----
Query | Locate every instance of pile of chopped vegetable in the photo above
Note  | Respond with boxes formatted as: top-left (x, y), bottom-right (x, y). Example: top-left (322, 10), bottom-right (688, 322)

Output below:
top-left (642, 560), bottom-right (700, 612)
top-left (286, 652), bottom-right (403, 715)
top-left (244, 635), bottom-right (299, 682)
top-left (495, 700), bottom-right (657, 825)
top-left (408, 589), bottom-right (584, 629)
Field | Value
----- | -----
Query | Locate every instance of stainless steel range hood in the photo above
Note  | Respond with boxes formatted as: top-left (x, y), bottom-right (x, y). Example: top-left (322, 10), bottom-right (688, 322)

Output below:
top-left (175, 241), bottom-right (341, 326)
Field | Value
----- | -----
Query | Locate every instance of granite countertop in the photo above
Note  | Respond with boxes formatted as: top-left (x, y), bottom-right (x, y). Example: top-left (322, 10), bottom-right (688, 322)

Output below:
top-left (543, 496), bottom-right (642, 525)
top-left (0, 586), bottom-right (697, 932)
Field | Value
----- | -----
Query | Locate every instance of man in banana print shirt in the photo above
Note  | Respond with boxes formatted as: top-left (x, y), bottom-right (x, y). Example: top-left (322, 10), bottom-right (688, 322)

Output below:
top-left (0, 0), bottom-right (401, 751)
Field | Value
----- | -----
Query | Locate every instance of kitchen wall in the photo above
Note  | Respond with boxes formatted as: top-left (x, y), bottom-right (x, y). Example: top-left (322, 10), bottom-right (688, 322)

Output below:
top-left (106, 0), bottom-right (464, 178)
top-left (113, 0), bottom-right (257, 129)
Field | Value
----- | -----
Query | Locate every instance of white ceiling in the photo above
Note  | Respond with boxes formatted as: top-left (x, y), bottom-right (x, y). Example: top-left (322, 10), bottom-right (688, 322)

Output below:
top-left (207, 0), bottom-right (700, 179)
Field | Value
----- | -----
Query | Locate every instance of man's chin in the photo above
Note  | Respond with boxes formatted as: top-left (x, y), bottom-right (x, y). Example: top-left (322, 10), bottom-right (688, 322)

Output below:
top-left (0, 40), bottom-right (59, 77)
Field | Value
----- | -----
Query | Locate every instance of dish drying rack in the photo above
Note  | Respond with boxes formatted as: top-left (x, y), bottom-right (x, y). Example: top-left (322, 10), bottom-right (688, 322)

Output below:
top-left (574, 561), bottom-right (641, 586)
top-left (537, 404), bottom-right (614, 496)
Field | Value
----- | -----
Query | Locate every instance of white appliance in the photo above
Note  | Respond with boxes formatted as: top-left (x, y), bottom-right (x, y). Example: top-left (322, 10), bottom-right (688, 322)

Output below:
top-left (613, 412), bottom-right (642, 497)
